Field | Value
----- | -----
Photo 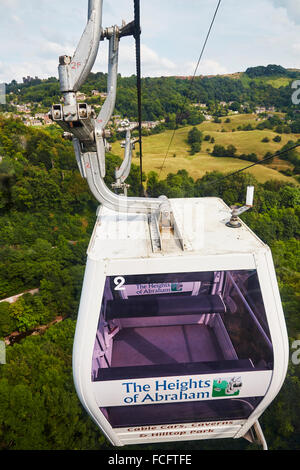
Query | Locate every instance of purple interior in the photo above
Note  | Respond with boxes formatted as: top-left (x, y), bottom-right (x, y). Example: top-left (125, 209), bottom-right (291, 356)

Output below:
top-left (92, 270), bottom-right (273, 426)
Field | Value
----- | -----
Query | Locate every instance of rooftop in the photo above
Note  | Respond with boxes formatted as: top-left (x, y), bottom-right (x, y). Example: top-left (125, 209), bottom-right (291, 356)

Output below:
top-left (87, 198), bottom-right (266, 261)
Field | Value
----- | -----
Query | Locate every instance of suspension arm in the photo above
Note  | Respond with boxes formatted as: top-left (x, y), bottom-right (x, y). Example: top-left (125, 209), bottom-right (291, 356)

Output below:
top-left (50, 0), bottom-right (167, 216)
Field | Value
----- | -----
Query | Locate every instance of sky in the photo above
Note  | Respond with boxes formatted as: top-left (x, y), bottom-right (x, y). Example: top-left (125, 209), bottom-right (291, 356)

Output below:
top-left (1, 0), bottom-right (300, 83)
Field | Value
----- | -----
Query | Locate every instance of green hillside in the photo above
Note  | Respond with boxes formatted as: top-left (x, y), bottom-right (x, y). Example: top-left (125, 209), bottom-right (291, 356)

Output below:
top-left (111, 113), bottom-right (299, 184)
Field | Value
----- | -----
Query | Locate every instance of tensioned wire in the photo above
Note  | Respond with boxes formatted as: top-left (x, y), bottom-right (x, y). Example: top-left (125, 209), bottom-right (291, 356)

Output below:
top-left (158, 0), bottom-right (223, 179)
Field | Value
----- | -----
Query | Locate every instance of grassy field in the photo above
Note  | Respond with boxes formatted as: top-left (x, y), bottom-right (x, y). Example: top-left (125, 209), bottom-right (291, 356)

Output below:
top-left (111, 114), bottom-right (299, 184)
top-left (237, 72), bottom-right (293, 89)
top-left (264, 77), bottom-right (292, 88)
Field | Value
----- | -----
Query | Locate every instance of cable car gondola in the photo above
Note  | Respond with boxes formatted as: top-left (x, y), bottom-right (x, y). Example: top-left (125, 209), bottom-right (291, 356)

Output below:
top-left (50, 0), bottom-right (289, 449)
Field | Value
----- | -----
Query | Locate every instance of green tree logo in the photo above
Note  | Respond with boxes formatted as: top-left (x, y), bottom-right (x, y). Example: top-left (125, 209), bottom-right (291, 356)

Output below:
top-left (212, 377), bottom-right (242, 397)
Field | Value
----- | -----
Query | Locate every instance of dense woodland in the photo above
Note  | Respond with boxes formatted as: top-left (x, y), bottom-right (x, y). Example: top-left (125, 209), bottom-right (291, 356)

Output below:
top-left (0, 67), bottom-right (300, 450)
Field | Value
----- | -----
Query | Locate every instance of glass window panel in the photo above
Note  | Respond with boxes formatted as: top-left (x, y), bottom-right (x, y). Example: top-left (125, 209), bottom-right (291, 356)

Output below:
top-left (92, 270), bottom-right (273, 380)
top-left (101, 397), bottom-right (263, 428)
top-left (93, 270), bottom-right (273, 424)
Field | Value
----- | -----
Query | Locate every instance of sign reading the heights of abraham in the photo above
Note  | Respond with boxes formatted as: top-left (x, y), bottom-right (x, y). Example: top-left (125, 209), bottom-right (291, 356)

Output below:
top-left (94, 370), bottom-right (273, 407)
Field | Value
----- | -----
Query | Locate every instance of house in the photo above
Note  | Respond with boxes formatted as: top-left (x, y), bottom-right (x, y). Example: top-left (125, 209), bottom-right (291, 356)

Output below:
top-left (92, 90), bottom-right (108, 99)
top-left (141, 121), bottom-right (160, 129)
top-left (34, 113), bottom-right (53, 125)
top-left (255, 106), bottom-right (267, 114)
top-left (192, 103), bottom-right (207, 108)
top-left (16, 104), bottom-right (31, 114)
top-left (76, 92), bottom-right (87, 101)
top-left (24, 119), bottom-right (42, 127)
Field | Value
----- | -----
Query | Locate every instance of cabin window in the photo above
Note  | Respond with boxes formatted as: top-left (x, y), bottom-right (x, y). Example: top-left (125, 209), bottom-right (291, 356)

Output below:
top-left (100, 397), bottom-right (264, 428)
top-left (92, 270), bottom-right (273, 381)
top-left (92, 270), bottom-right (273, 426)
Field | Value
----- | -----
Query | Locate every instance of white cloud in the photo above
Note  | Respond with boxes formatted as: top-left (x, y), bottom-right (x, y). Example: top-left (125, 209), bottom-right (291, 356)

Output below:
top-left (1, 0), bottom-right (300, 83)
top-left (194, 59), bottom-right (228, 77)
top-left (0, 0), bottom-right (18, 8)
top-left (0, 59), bottom-right (59, 83)
top-left (95, 41), bottom-right (177, 77)
top-left (140, 44), bottom-right (176, 76)
top-left (38, 40), bottom-right (75, 60)
top-left (271, 0), bottom-right (300, 24)
top-left (95, 40), bottom-right (227, 78)
top-left (11, 14), bottom-right (23, 24)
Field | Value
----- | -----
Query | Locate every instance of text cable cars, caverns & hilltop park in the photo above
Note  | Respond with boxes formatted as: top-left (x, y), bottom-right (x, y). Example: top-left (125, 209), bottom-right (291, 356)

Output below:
top-left (50, 0), bottom-right (289, 449)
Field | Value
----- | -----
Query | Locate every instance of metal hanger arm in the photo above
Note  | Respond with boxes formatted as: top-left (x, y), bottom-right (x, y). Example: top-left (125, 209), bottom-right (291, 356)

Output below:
top-left (51, 0), bottom-right (168, 216)
top-left (59, 0), bottom-right (103, 95)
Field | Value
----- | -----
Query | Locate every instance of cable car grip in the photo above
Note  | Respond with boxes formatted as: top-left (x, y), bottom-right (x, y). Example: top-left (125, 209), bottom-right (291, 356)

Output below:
top-left (50, 0), bottom-right (170, 224)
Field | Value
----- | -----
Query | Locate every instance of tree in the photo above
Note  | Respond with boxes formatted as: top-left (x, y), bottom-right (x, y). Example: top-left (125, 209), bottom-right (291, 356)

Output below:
top-left (0, 302), bottom-right (14, 337)
top-left (279, 185), bottom-right (300, 208)
top-left (187, 127), bottom-right (203, 154)
top-left (165, 113), bottom-right (177, 130)
top-left (190, 141), bottom-right (201, 155)
top-left (212, 144), bottom-right (237, 157)
top-left (187, 127), bottom-right (203, 144)
top-left (228, 101), bottom-right (241, 112)
top-left (0, 321), bottom-right (107, 450)
top-left (226, 144), bottom-right (237, 157)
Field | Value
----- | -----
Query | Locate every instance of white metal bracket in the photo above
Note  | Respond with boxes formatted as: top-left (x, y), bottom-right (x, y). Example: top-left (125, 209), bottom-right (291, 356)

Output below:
top-left (226, 186), bottom-right (255, 228)
top-left (243, 420), bottom-right (268, 450)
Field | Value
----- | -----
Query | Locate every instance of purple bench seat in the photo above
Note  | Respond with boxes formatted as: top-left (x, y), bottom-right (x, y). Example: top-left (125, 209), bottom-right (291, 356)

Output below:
top-left (106, 294), bottom-right (226, 320)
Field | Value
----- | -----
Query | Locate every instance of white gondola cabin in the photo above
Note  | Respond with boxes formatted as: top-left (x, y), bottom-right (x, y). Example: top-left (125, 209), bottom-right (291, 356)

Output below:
top-left (72, 197), bottom-right (289, 447)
